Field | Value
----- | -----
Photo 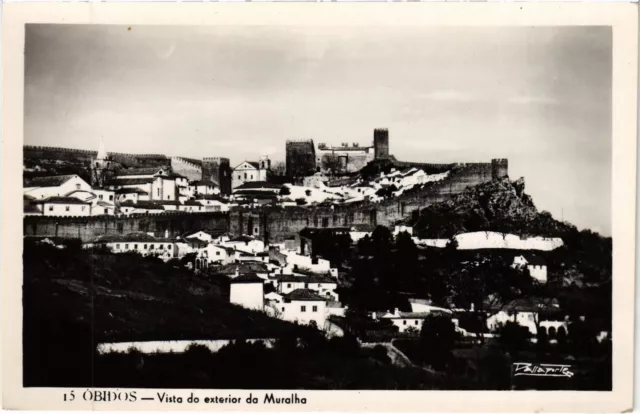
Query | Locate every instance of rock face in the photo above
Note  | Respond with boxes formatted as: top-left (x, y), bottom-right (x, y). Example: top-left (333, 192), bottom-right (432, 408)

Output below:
top-left (413, 177), bottom-right (542, 238)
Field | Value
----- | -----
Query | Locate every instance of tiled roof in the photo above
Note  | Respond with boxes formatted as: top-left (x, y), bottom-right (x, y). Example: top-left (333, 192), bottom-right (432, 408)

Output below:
top-left (119, 200), bottom-right (165, 210)
top-left (275, 273), bottom-right (307, 283)
top-left (24, 175), bottom-right (77, 188)
top-left (228, 235), bottom-right (254, 243)
top-left (92, 232), bottom-right (174, 243)
top-left (518, 253), bottom-right (546, 266)
top-left (96, 201), bottom-right (114, 207)
top-left (306, 274), bottom-right (336, 284)
top-left (182, 200), bottom-right (202, 206)
top-left (284, 289), bottom-right (327, 302)
top-left (190, 180), bottom-right (218, 187)
top-left (230, 273), bottom-right (264, 284)
top-left (233, 181), bottom-right (282, 191)
top-left (35, 196), bottom-right (91, 205)
top-left (116, 188), bottom-right (149, 195)
top-left (160, 200), bottom-right (182, 206)
top-left (234, 161), bottom-right (260, 170)
top-left (195, 194), bottom-right (229, 203)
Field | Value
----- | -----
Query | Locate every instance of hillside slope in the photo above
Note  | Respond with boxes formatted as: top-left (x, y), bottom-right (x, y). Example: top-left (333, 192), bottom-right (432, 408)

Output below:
top-left (23, 240), bottom-right (296, 343)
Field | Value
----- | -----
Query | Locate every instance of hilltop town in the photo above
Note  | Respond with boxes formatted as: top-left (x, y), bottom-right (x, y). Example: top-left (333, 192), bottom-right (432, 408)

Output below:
top-left (22, 128), bottom-right (612, 390)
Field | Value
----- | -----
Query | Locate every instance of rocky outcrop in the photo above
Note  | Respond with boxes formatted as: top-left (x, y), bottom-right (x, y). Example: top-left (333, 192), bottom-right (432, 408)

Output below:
top-left (412, 177), bottom-right (564, 239)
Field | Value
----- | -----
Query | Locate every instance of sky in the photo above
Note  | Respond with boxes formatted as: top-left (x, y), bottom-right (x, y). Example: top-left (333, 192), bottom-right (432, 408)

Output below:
top-left (24, 25), bottom-right (612, 235)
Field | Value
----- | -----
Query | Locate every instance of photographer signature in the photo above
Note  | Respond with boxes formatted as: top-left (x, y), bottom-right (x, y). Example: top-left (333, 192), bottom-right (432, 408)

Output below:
top-left (513, 362), bottom-right (575, 378)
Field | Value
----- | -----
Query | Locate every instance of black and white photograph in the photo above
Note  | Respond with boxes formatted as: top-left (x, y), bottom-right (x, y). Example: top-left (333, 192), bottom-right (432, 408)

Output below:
top-left (3, 3), bottom-right (637, 410)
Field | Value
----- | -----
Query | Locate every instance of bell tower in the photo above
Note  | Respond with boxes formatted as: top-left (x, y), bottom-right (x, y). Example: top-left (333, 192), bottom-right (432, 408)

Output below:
top-left (91, 138), bottom-right (114, 188)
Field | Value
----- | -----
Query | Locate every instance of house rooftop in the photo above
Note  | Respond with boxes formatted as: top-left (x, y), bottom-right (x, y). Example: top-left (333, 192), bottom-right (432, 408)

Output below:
top-left (115, 188), bottom-right (149, 195)
top-left (119, 200), bottom-right (165, 210)
top-left (284, 289), bottom-right (327, 302)
top-left (92, 232), bottom-right (173, 243)
top-left (34, 196), bottom-right (91, 205)
top-left (233, 181), bottom-right (283, 191)
top-left (195, 194), bottom-right (229, 203)
top-left (517, 253), bottom-right (547, 266)
top-left (190, 180), bottom-right (218, 187)
top-left (230, 273), bottom-right (265, 284)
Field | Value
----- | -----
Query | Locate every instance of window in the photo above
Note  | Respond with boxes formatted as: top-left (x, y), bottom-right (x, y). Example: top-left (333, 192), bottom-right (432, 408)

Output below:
top-left (125, 244), bottom-right (128, 249)
top-left (144, 244), bottom-right (147, 249)
top-left (301, 306), bottom-right (306, 312)
top-left (238, 175), bottom-right (241, 180)
top-left (48, 206), bottom-right (53, 212)
top-left (312, 306), bottom-right (318, 312)
top-left (104, 208), bottom-right (108, 214)
top-left (99, 194), bottom-right (104, 200)
top-left (116, 244), bottom-right (120, 249)
top-left (65, 206), bottom-right (70, 212)
top-left (76, 184), bottom-right (81, 190)
top-left (250, 174), bottom-right (253, 180)
top-left (415, 320), bottom-right (419, 325)
top-left (403, 320), bottom-right (407, 325)
top-left (216, 251), bottom-right (220, 256)
top-left (109, 195), bottom-right (114, 201)
top-left (244, 173), bottom-right (247, 179)
top-left (157, 189), bottom-right (161, 197)
top-left (281, 307), bottom-right (285, 312)
top-left (287, 283), bottom-right (291, 288)
top-left (150, 244), bottom-right (154, 249)
top-left (134, 244), bottom-right (138, 249)
top-left (81, 206), bottom-right (86, 211)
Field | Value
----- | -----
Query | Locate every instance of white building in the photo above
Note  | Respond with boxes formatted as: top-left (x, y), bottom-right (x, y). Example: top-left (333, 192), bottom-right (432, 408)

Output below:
top-left (30, 196), bottom-right (92, 216)
top-left (485, 298), bottom-right (566, 336)
top-left (185, 231), bottom-right (215, 243)
top-left (229, 273), bottom-right (265, 311)
top-left (119, 201), bottom-right (166, 215)
top-left (232, 157), bottom-right (270, 189)
top-left (189, 180), bottom-right (219, 196)
top-left (85, 233), bottom-right (177, 261)
top-left (24, 174), bottom-right (93, 200)
top-left (178, 200), bottom-right (206, 213)
top-left (512, 253), bottom-right (548, 283)
top-left (276, 289), bottom-right (328, 327)
top-left (195, 194), bottom-right (230, 212)
top-left (376, 306), bottom-right (453, 334)
top-left (221, 236), bottom-right (265, 254)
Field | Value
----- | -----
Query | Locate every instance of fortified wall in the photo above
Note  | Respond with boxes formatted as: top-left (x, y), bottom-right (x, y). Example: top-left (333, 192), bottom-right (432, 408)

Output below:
top-left (23, 212), bottom-right (229, 242)
top-left (24, 146), bottom-right (170, 168)
top-left (230, 159), bottom-right (508, 243)
top-left (171, 157), bottom-right (203, 182)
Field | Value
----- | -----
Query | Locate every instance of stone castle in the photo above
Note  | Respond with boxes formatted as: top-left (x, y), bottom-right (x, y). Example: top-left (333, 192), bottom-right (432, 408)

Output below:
top-left (286, 128), bottom-right (390, 179)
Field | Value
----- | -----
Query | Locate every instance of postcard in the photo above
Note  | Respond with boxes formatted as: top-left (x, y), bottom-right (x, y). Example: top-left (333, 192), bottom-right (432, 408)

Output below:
top-left (2, 2), bottom-right (637, 412)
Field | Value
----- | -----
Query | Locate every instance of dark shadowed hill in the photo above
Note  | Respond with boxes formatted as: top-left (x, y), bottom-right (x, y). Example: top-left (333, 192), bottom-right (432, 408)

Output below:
top-left (23, 240), bottom-right (297, 343)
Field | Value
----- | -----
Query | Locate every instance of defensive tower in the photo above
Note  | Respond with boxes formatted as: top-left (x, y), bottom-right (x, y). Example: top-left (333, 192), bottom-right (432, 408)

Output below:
top-left (374, 128), bottom-right (389, 160)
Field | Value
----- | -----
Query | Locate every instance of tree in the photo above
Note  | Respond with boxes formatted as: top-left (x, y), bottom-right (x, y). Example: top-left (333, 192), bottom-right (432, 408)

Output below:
top-left (279, 186), bottom-right (291, 196)
top-left (497, 321), bottom-right (530, 355)
top-left (419, 315), bottom-right (458, 370)
top-left (271, 161), bottom-right (286, 177)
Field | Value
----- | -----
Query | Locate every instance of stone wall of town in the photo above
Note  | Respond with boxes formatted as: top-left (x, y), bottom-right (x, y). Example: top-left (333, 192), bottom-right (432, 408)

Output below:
top-left (23, 212), bottom-right (229, 241)
top-left (24, 145), bottom-right (170, 168)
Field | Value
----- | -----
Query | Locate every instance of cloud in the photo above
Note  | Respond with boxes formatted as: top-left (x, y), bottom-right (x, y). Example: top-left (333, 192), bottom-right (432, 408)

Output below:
top-left (507, 95), bottom-right (559, 106)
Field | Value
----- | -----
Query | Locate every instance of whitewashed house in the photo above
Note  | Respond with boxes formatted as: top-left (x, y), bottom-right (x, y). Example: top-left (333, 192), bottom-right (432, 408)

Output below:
top-left (512, 253), bottom-right (548, 283)
top-left (195, 194), bottom-right (230, 212)
top-left (221, 236), bottom-right (265, 254)
top-left (189, 180), bottom-right (219, 196)
top-left (229, 273), bottom-right (265, 310)
top-left (30, 196), bottom-right (92, 216)
top-left (276, 289), bottom-right (328, 327)
top-left (485, 298), bottom-right (566, 336)
top-left (85, 233), bottom-right (177, 261)
top-left (24, 174), bottom-right (93, 200)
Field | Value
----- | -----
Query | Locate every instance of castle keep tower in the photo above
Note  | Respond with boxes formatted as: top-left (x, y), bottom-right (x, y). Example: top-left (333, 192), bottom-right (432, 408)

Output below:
top-left (491, 158), bottom-right (509, 180)
top-left (203, 157), bottom-right (232, 195)
top-left (286, 140), bottom-right (316, 182)
top-left (374, 128), bottom-right (389, 160)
